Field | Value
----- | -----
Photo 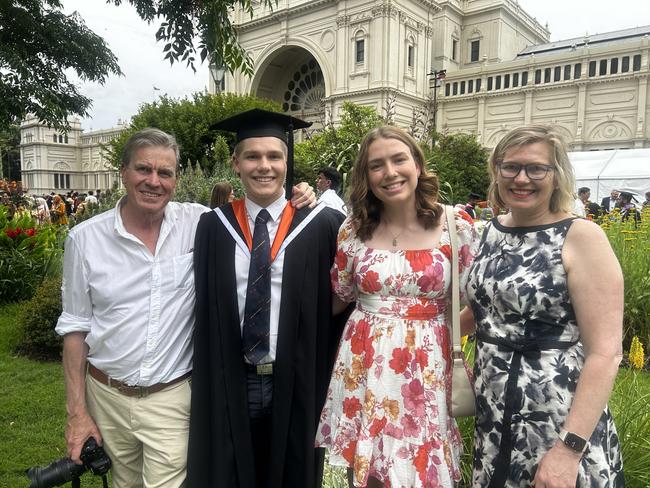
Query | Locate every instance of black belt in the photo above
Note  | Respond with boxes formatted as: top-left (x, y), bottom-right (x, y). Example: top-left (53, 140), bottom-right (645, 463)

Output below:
top-left (478, 331), bottom-right (579, 488)
top-left (244, 362), bottom-right (274, 376)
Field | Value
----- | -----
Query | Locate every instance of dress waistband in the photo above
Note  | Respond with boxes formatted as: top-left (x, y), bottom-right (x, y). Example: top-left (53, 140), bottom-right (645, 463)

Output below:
top-left (356, 295), bottom-right (446, 320)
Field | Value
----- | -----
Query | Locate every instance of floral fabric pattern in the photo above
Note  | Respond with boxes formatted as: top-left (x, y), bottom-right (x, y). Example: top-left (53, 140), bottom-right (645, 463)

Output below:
top-left (317, 208), bottom-right (478, 488)
top-left (466, 218), bottom-right (624, 487)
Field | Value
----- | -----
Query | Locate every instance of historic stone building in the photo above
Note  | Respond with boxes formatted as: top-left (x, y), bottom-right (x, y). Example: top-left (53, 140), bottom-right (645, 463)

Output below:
top-left (19, 117), bottom-right (125, 195)
top-left (223, 0), bottom-right (650, 149)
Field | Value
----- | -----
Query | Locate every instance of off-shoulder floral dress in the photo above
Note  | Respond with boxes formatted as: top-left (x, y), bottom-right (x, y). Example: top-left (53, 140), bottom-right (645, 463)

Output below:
top-left (316, 208), bottom-right (478, 488)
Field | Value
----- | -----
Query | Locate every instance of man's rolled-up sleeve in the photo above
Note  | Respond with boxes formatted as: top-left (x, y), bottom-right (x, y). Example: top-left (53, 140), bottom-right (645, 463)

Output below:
top-left (55, 234), bottom-right (93, 335)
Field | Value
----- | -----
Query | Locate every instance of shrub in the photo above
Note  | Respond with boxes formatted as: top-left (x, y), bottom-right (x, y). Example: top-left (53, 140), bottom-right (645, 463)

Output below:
top-left (14, 276), bottom-right (63, 361)
top-left (0, 206), bottom-right (64, 303)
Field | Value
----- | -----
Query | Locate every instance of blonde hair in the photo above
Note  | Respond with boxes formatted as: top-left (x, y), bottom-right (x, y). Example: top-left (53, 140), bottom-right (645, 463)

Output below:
top-left (488, 125), bottom-right (575, 213)
top-left (348, 126), bottom-right (441, 241)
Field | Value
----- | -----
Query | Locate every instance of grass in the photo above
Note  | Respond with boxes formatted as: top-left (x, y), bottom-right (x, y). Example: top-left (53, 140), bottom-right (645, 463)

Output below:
top-left (0, 302), bottom-right (107, 488)
top-left (1, 302), bottom-right (648, 488)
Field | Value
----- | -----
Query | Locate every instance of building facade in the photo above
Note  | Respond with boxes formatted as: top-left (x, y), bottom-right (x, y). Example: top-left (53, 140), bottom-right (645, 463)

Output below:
top-left (223, 0), bottom-right (650, 150)
top-left (19, 117), bottom-right (125, 195)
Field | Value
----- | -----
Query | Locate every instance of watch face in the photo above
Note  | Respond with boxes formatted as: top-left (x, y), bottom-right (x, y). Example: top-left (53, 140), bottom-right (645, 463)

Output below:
top-left (564, 432), bottom-right (587, 452)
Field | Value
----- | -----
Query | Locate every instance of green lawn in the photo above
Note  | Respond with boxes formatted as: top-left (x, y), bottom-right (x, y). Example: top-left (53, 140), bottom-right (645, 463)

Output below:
top-left (1, 302), bottom-right (648, 488)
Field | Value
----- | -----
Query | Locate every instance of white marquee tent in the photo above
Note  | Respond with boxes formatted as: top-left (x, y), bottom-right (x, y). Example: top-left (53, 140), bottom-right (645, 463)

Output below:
top-left (569, 149), bottom-right (650, 203)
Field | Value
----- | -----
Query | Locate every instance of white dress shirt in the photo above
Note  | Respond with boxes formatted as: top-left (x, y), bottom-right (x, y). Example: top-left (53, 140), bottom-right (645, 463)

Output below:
top-left (235, 195), bottom-right (288, 363)
top-left (317, 188), bottom-right (347, 215)
top-left (55, 198), bottom-right (209, 386)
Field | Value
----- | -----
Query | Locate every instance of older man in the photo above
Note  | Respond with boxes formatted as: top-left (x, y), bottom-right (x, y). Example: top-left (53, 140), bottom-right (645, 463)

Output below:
top-left (55, 127), bottom-right (314, 488)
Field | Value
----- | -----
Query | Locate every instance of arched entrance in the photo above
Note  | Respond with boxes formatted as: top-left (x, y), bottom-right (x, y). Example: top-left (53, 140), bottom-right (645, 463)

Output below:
top-left (252, 46), bottom-right (326, 120)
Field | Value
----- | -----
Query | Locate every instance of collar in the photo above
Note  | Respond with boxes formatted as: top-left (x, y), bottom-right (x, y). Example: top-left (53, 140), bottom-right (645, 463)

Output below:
top-left (113, 196), bottom-right (176, 240)
top-left (245, 194), bottom-right (287, 223)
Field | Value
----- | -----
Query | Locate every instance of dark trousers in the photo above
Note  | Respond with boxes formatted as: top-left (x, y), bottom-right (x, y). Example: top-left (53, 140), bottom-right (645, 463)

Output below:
top-left (246, 368), bottom-right (274, 488)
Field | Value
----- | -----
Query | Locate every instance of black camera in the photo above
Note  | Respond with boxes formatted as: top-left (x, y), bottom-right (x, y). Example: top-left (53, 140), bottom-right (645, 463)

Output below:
top-left (26, 437), bottom-right (111, 488)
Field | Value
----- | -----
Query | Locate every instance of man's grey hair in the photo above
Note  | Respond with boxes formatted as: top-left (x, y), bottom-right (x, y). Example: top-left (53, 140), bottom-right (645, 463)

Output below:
top-left (121, 128), bottom-right (180, 168)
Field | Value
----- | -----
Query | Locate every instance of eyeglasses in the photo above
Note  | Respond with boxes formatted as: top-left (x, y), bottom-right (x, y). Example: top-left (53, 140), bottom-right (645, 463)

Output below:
top-left (497, 162), bottom-right (554, 180)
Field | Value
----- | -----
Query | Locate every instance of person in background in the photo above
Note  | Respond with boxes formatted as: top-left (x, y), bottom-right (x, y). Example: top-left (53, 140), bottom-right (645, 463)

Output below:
top-left (35, 196), bottom-right (51, 224)
top-left (577, 186), bottom-right (601, 220)
top-left (316, 166), bottom-right (347, 215)
top-left (643, 191), bottom-right (650, 208)
top-left (464, 192), bottom-right (482, 219)
top-left (600, 189), bottom-right (620, 213)
top-left (316, 126), bottom-right (478, 488)
top-left (466, 125), bottom-right (624, 487)
top-left (619, 191), bottom-right (640, 223)
top-left (51, 194), bottom-right (68, 225)
top-left (209, 181), bottom-right (234, 209)
top-left (85, 190), bottom-right (99, 207)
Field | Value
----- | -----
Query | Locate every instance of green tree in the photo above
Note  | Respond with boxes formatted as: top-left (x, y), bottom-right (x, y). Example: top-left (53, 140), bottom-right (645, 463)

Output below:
top-left (0, 125), bottom-right (21, 181)
top-left (109, 0), bottom-right (274, 76)
top-left (426, 131), bottom-right (490, 205)
top-left (106, 92), bottom-right (281, 172)
top-left (0, 0), bottom-right (122, 131)
top-left (294, 102), bottom-right (384, 185)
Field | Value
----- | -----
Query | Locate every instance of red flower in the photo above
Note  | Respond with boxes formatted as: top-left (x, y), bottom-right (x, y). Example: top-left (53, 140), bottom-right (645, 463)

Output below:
top-left (368, 416), bottom-right (387, 436)
top-left (360, 270), bottom-right (382, 293)
top-left (342, 440), bottom-right (357, 464)
top-left (5, 229), bottom-right (16, 239)
top-left (414, 442), bottom-right (429, 477)
top-left (335, 249), bottom-right (348, 271)
top-left (389, 347), bottom-right (411, 375)
top-left (438, 244), bottom-right (452, 261)
top-left (415, 347), bottom-right (429, 369)
top-left (343, 397), bottom-right (362, 419)
top-left (458, 209), bottom-right (474, 225)
top-left (406, 299), bottom-right (438, 319)
top-left (416, 262), bottom-right (444, 293)
top-left (459, 243), bottom-right (472, 268)
top-left (25, 228), bottom-right (36, 237)
top-left (350, 319), bottom-right (372, 355)
top-left (405, 250), bottom-right (433, 272)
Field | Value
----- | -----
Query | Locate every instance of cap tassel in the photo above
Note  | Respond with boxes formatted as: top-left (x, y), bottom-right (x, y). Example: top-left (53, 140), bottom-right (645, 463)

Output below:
top-left (285, 123), bottom-right (294, 200)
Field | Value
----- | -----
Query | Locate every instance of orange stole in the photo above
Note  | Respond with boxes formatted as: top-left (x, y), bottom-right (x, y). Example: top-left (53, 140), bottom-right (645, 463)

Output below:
top-left (231, 199), bottom-right (295, 262)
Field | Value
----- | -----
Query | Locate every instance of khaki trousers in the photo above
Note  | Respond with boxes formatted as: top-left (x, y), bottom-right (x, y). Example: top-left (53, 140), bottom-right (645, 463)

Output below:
top-left (86, 374), bottom-right (191, 488)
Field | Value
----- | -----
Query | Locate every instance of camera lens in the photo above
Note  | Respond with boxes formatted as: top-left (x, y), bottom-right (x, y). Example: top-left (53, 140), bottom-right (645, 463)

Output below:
top-left (26, 458), bottom-right (86, 488)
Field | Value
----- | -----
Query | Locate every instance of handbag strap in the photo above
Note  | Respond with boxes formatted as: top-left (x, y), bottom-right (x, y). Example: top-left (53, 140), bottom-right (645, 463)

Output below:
top-left (444, 205), bottom-right (462, 357)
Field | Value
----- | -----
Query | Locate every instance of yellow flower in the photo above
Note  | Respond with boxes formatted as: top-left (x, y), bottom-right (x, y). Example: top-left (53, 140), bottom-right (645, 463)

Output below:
top-left (629, 336), bottom-right (645, 370)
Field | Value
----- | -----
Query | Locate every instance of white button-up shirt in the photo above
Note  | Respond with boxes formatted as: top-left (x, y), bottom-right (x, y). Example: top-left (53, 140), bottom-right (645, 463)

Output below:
top-left (317, 188), bottom-right (347, 215)
top-left (55, 198), bottom-right (209, 386)
top-left (235, 196), bottom-right (287, 363)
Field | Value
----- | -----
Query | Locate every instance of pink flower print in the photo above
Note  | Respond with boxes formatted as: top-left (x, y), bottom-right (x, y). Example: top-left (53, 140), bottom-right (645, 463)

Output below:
top-left (416, 262), bottom-right (444, 293)
top-left (343, 397), bottom-right (363, 419)
top-left (401, 379), bottom-right (425, 417)
top-left (459, 243), bottom-right (473, 269)
top-left (400, 413), bottom-right (421, 438)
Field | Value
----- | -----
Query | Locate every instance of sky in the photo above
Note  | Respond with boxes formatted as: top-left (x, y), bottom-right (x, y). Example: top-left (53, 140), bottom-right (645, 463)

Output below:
top-left (63, 0), bottom-right (650, 131)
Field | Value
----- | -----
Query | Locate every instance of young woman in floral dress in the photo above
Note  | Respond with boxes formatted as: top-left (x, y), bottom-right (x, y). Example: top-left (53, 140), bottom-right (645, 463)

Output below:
top-left (316, 126), bottom-right (478, 488)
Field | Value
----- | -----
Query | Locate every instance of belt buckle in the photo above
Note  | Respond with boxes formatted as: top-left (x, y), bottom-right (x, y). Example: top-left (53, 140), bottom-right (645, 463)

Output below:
top-left (117, 384), bottom-right (149, 398)
top-left (256, 363), bottom-right (273, 375)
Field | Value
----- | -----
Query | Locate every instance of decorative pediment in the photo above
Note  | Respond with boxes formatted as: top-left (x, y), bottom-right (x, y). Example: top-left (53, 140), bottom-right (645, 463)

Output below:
top-left (53, 161), bottom-right (71, 170)
top-left (589, 119), bottom-right (632, 140)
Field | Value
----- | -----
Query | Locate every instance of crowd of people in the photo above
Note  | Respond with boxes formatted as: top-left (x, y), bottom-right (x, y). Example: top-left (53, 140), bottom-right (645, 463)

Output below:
top-left (1, 188), bottom-right (103, 226)
top-left (2, 114), bottom-right (633, 487)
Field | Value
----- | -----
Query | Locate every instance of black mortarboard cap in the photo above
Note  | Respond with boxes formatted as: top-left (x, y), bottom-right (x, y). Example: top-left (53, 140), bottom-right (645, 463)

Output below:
top-left (211, 109), bottom-right (312, 199)
top-left (619, 191), bottom-right (638, 202)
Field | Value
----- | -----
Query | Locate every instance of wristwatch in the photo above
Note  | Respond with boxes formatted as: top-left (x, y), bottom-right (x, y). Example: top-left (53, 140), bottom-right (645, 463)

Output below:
top-left (559, 429), bottom-right (589, 454)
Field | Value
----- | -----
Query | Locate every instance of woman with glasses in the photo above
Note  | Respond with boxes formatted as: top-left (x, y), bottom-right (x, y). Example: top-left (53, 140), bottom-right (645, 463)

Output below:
top-left (464, 126), bottom-right (624, 487)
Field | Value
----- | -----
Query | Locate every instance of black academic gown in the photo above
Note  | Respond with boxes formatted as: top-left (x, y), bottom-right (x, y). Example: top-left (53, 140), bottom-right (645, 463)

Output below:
top-left (187, 203), bottom-right (345, 488)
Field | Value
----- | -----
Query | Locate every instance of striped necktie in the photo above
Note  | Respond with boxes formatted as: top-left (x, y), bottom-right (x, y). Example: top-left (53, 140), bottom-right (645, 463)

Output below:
top-left (242, 209), bottom-right (272, 364)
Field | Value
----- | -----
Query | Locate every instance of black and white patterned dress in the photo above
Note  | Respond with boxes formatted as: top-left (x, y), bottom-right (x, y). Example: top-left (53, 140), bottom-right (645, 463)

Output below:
top-left (466, 217), bottom-right (624, 487)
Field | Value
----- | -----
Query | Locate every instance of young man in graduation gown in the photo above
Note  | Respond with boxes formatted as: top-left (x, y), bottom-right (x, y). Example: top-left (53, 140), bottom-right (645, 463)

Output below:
top-left (187, 109), bottom-right (346, 488)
